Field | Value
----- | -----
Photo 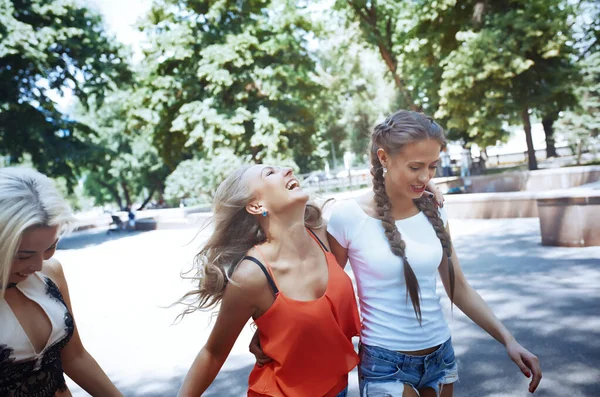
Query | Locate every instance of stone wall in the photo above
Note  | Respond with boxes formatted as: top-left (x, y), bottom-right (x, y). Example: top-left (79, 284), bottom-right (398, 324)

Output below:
top-left (464, 165), bottom-right (600, 193)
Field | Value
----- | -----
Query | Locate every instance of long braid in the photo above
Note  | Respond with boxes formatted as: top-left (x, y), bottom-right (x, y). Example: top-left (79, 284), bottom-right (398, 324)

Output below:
top-left (414, 197), bottom-right (455, 304)
top-left (370, 110), bottom-right (456, 324)
top-left (371, 129), bottom-right (423, 324)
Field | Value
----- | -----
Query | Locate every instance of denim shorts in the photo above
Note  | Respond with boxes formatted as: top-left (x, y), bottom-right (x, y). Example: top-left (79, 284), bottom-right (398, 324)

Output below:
top-left (335, 386), bottom-right (348, 397)
top-left (359, 338), bottom-right (458, 397)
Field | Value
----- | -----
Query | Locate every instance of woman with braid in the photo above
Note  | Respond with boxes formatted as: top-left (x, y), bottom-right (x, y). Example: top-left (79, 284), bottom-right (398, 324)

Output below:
top-left (326, 110), bottom-right (542, 396)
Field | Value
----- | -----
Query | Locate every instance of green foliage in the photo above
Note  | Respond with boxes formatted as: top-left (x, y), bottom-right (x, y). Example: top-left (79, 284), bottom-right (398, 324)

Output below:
top-left (0, 0), bottom-right (131, 187)
top-left (556, 52), bottom-right (600, 163)
top-left (75, 90), bottom-right (169, 209)
top-left (313, 10), bottom-right (395, 166)
top-left (575, 0), bottom-right (599, 57)
top-left (430, 0), bottom-right (579, 164)
top-left (3, 0), bottom-right (594, 208)
top-left (134, 0), bottom-right (324, 173)
top-left (164, 149), bottom-right (245, 201)
top-left (336, 0), bottom-right (417, 109)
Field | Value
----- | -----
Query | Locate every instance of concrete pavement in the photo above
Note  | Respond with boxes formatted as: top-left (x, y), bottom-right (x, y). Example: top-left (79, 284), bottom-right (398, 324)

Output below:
top-left (57, 218), bottom-right (600, 397)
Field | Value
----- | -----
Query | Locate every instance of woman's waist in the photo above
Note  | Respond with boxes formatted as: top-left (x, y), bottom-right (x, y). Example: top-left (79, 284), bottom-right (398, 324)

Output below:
top-left (360, 319), bottom-right (451, 352)
top-left (360, 337), bottom-right (454, 363)
top-left (249, 365), bottom-right (350, 397)
top-left (359, 301), bottom-right (447, 328)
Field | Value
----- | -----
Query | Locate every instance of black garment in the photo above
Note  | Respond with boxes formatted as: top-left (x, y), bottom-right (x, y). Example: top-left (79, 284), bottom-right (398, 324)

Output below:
top-left (0, 277), bottom-right (74, 397)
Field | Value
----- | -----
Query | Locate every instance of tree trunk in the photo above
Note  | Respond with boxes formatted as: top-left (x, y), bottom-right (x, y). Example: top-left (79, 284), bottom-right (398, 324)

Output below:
top-left (522, 107), bottom-right (538, 170)
top-left (137, 188), bottom-right (155, 211)
top-left (121, 181), bottom-right (132, 209)
top-left (542, 116), bottom-right (558, 158)
top-left (348, 1), bottom-right (417, 111)
top-left (576, 139), bottom-right (583, 165)
top-left (98, 180), bottom-right (123, 210)
top-left (376, 43), bottom-right (418, 111)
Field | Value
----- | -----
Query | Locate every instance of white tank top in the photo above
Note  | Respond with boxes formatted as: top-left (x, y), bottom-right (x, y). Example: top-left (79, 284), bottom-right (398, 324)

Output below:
top-left (327, 199), bottom-right (451, 351)
top-left (0, 272), bottom-right (74, 395)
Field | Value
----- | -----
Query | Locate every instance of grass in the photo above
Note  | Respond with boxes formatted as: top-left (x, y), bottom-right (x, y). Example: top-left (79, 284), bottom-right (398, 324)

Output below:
top-left (564, 159), bottom-right (600, 167)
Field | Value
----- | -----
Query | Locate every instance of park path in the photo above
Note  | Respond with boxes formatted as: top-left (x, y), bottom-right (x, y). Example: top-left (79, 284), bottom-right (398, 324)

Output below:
top-left (58, 217), bottom-right (600, 397)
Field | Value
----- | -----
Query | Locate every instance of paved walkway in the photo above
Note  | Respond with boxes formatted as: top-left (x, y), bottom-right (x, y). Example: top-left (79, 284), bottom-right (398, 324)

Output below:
top-left (58, 217), bottom-right (600, 397)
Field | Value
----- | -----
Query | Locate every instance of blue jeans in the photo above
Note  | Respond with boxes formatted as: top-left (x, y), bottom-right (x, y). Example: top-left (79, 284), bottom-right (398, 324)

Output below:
top-left (359, 338), bottom-right (458, 397)
top-left (335, 386), bottom-right (348, 397)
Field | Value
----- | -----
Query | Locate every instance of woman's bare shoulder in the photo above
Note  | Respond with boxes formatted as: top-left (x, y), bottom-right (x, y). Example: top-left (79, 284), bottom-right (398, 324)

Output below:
top-left (231, 249), bottom-right (271, 293)
top-left (41, 258), bottom-right (67, 289)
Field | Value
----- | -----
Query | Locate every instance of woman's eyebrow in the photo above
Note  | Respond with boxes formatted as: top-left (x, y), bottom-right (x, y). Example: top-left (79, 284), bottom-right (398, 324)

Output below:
top-left (18, 239), bottom-right (59, 254)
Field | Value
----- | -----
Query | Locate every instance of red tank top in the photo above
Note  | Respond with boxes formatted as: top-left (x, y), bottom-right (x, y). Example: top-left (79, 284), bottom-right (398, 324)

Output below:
top-left (247, 230), bottom-right (361, 397)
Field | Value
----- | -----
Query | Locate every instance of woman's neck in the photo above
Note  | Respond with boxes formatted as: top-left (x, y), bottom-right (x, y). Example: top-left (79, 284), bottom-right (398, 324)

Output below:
top-left (261, 212), bottom-right (313, 261)
top-left (384, 182), bottom-right (419, 218)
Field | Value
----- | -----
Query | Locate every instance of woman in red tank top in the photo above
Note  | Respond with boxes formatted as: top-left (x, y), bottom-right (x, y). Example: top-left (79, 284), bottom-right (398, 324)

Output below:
top-left (177, 164), bottom-right (361, 397)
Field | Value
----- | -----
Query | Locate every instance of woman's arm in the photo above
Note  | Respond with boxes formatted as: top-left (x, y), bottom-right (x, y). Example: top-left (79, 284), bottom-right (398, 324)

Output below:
top-left (328, 232), bottom-right (348, 269)
top-left (43, 259), bottom-right (123, 397)
top-left (178, 260), bottom-right (265, 397)
top-left (438, 223), bottom-right (542, 393)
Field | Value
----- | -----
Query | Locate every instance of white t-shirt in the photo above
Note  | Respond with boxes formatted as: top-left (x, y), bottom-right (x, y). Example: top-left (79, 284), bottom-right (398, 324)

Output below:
top-left (327, 199), bottom-right (451, 351)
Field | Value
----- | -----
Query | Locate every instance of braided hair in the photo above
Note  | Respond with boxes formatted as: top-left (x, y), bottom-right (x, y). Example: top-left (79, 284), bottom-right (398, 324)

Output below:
top-left (370, 110), bottom-right (455, 324)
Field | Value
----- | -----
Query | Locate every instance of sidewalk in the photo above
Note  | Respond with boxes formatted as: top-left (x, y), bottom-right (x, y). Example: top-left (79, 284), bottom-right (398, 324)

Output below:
top-left (57, 217), bottom-right (600, 397)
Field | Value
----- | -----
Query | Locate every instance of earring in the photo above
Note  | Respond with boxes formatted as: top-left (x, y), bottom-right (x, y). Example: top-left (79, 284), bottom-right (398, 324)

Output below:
top-left (383, 167), bottom-right (387, 176)
top-left (262, 210), bottom-right (268, 217)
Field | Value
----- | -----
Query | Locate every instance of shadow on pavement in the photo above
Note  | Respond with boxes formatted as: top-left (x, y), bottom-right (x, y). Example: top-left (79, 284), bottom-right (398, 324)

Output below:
top-left (114, 364), bottom-right (254, 397)
top-left (58, 228), bottom-right (149, 250)
top-left (448, 223), bottom-right (600, 397)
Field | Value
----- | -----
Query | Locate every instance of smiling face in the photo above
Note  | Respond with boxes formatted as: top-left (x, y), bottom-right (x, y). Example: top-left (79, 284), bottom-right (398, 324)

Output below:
top-left (244, 164), bottom-right (309, 215)
top-left (379, 138), bottom-right (441, 200)
top-left (9, 225), bottom-right (59, 284)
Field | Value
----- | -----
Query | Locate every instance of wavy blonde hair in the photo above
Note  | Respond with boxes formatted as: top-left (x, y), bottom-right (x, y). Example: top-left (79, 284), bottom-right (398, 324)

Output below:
top-left (177, 165), bottom-right (325, 319)
top-left (370, 110), bottom-right (455, 324)
top-left (0, 168), bottom-right (75, 298)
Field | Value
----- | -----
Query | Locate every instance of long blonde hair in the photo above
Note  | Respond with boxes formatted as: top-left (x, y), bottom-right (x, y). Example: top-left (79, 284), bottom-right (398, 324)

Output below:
top-left (370, 110), bottom-right (455, 324)
top-left (178, 165), bottom-right (325, 319)
top-left (0, 168), bottom-right (75, 297)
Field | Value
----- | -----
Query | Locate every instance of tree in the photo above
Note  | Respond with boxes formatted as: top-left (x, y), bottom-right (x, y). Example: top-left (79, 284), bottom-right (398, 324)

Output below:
top-left (336, 0), bottom-right (420, 110)
top-left (0, 0), bottom-right (131, 186)
top-left (164, 148), bottom-right (245, 203)
top-left (76, 90), bottom-right (170, 210)
top-left (555, 52), bottom-right (600, 164)
top-left (312, 10), bottom-right (396, 166)
top-left (435, 0), bottom-right (579, 170)
top-left (133, 0), bottom-right (324, 173)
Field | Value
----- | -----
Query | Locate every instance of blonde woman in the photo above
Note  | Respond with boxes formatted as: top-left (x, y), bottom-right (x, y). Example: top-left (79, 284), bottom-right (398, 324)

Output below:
top-left (327, 110), bottom-right (542, 396)
top-left (0, 167), bottom-right (122, 396)
top-left (177, 164), bottom-right (363, 397)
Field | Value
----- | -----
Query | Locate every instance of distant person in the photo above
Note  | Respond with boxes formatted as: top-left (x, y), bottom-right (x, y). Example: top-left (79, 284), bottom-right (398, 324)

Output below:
top-left (127, 206), bottom-right (136, 231)
top-left (460, 144), bottom-right (472, 178)
top-left (0, 167), bottom-right (122, 396)
top-left (440, 146), bottom-right (453, 177)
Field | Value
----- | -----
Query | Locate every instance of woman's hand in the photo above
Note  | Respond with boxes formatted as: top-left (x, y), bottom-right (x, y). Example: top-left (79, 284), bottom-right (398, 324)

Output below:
top-left (249, 329), bottom-right (273, 367)
top-left (505, 339), bottom-right (542, 393)
top-left (425, 180), bottom-right (444, 208)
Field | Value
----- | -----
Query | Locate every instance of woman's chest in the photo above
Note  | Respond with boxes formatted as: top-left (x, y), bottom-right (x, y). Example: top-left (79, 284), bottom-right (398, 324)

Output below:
top-left (349, 221), bottom-right (443, 280)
